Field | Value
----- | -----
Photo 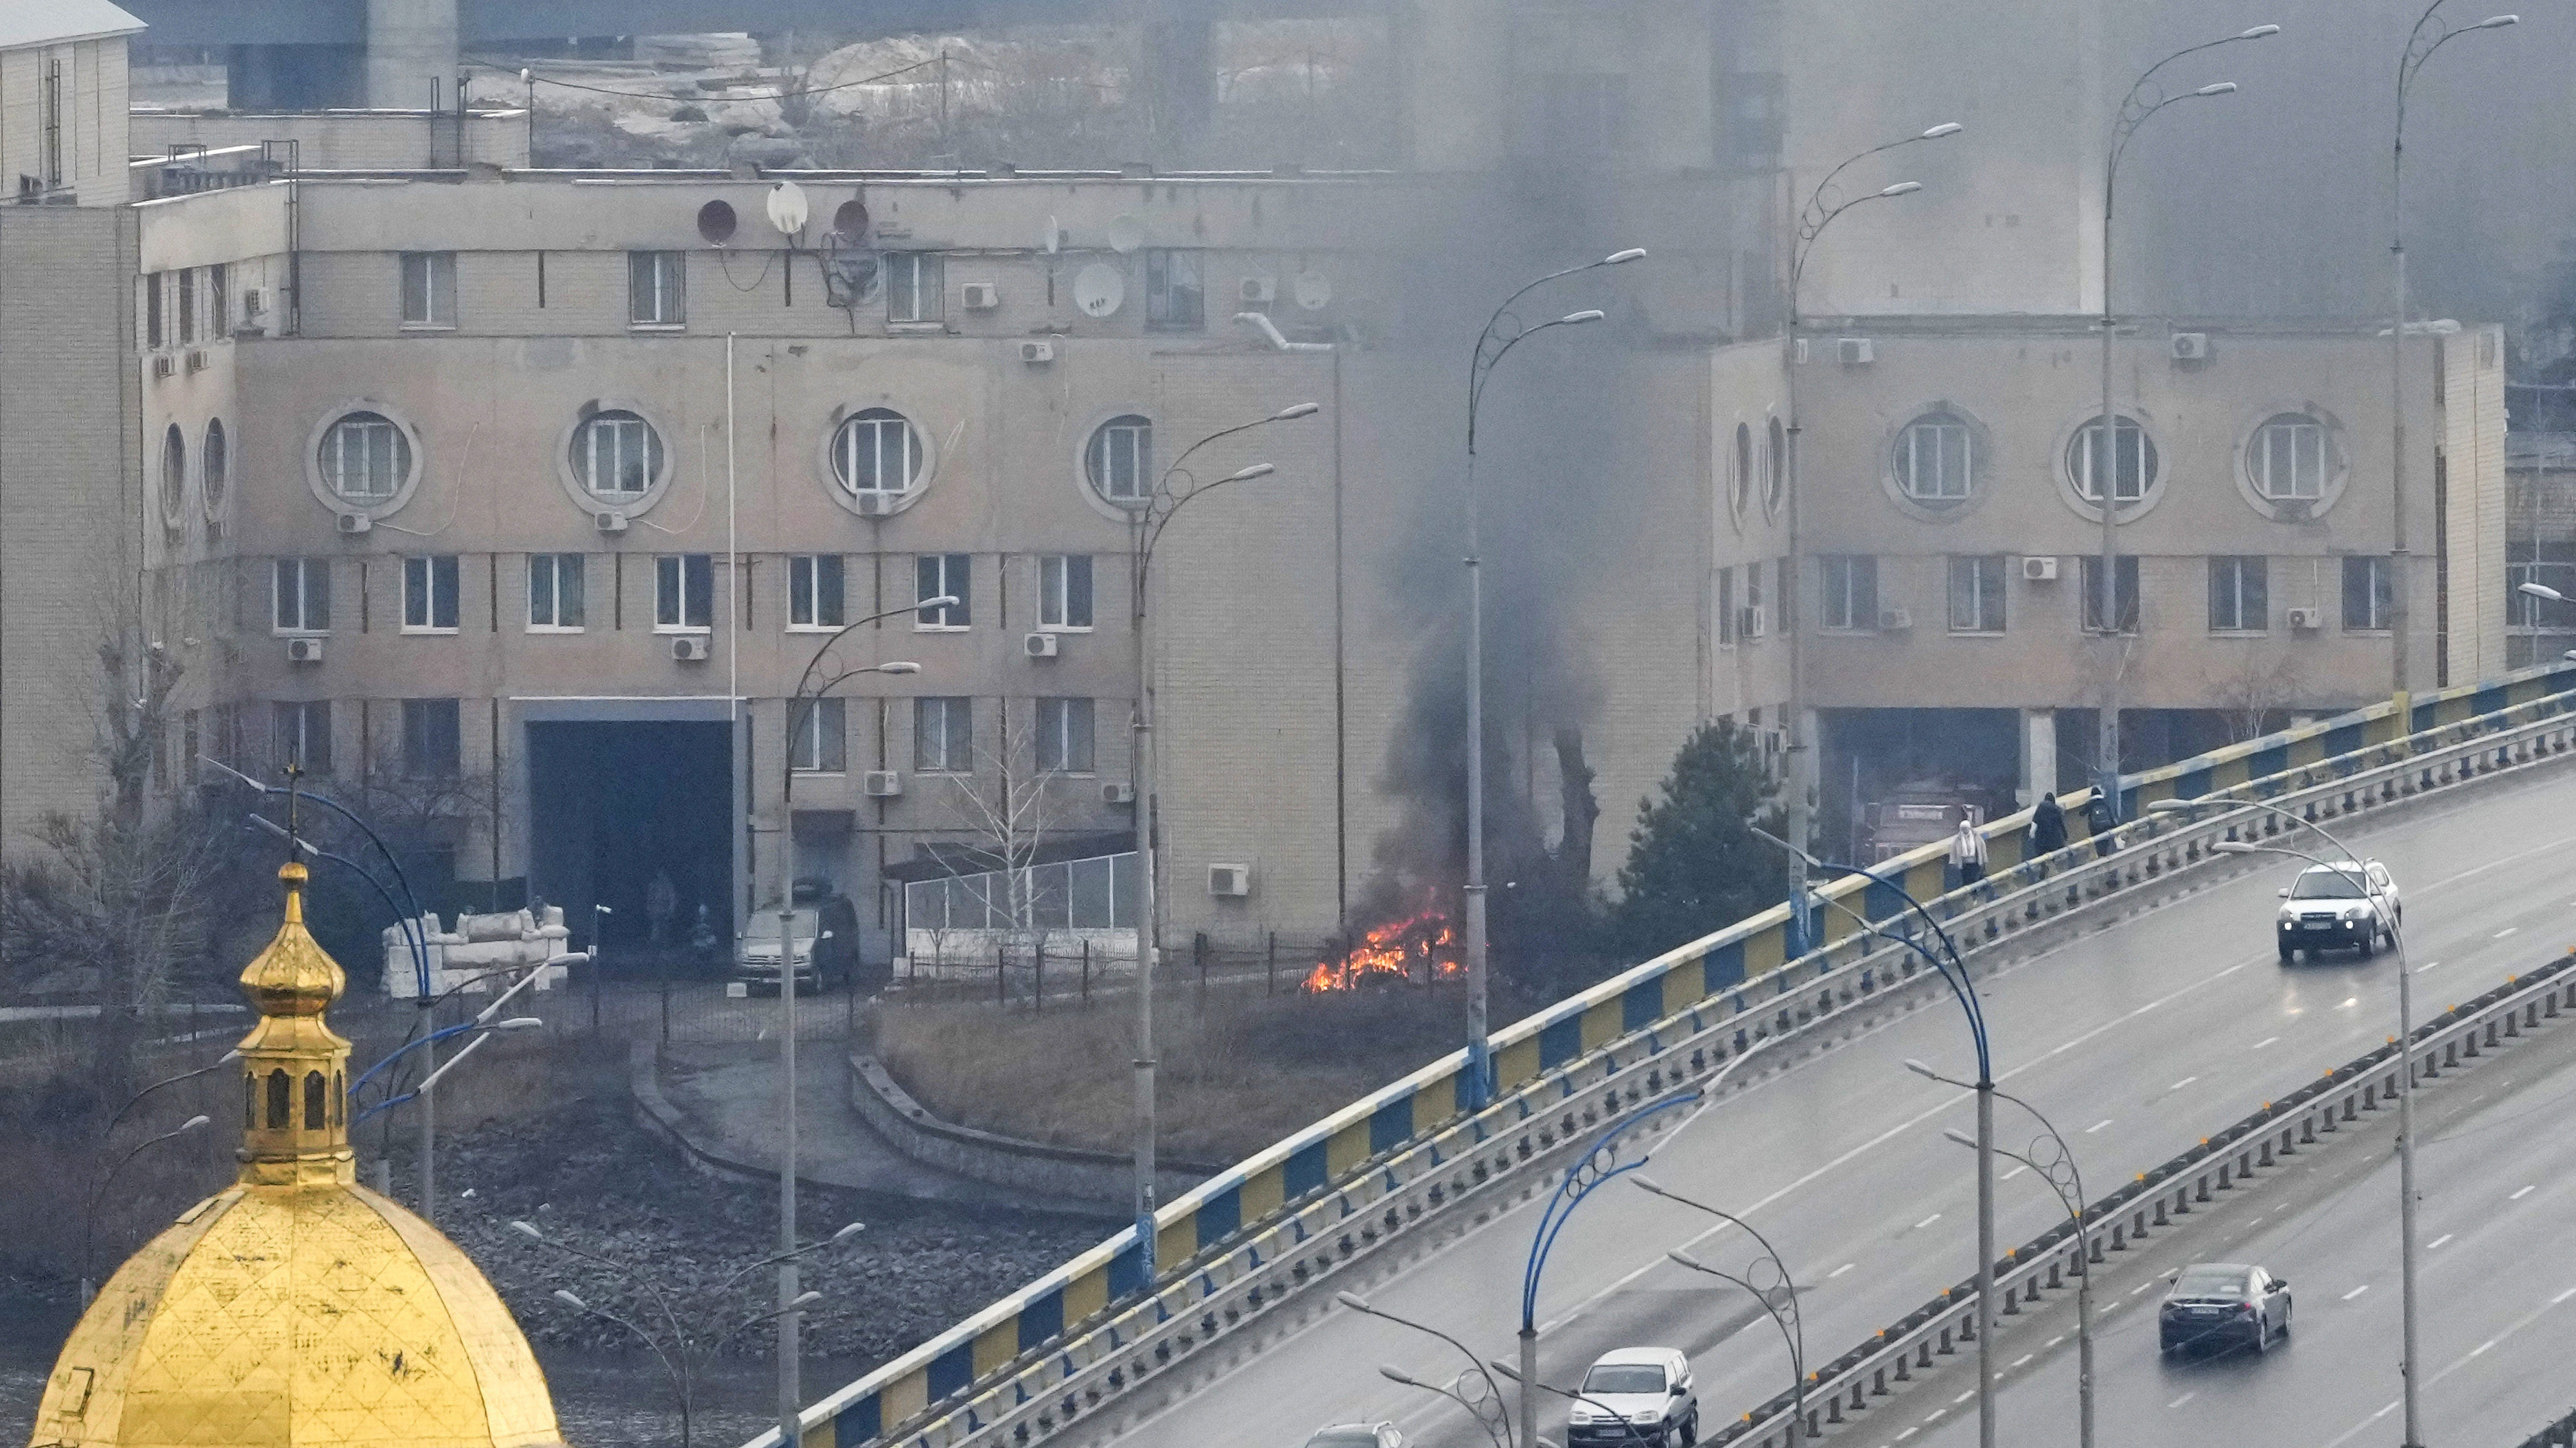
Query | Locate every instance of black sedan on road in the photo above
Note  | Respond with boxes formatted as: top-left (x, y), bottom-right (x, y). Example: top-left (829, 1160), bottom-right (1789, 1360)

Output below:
top-left (2159, 1262), bottom-right (2293, 1355)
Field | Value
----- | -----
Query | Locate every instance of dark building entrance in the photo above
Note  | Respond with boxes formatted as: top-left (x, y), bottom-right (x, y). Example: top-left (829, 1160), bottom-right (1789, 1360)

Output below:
top-left (528, 721), bottom-right (733, 950)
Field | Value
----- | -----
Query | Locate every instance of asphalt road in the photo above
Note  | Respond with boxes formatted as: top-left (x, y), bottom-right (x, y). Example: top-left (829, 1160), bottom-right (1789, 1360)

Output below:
top-left (1898, 964), bottom-right (2576, 1448)
top-left (1097, 760), bottom-right (2576, 1448)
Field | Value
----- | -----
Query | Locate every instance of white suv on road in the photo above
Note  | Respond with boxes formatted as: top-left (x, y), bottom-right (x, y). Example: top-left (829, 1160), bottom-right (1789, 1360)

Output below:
top-left (2275, 859), bottom-right (2401, 963)
top-left (1568, 1346), bottom-right (1698, 1447)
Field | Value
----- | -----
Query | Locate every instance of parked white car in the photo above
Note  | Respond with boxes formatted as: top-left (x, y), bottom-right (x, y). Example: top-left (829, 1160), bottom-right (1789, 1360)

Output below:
top-left (1568, 1346), bottom-right (1698, 1447)
top-left (2275, 859), bottom-right (2401, 962)
top-left (1301, 1425), bottom-right (1401, 1448)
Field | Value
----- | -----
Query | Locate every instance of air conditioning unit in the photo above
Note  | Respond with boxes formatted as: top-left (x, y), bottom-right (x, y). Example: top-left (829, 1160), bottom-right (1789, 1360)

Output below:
top-left (2171, 331), bottom-right (2211, 362)
top-left (1837, 337), bottom-right (1875, 366)
top-left (286, 637), bottom-right (324, 664)
top-left (244, 288), bottom-right (264, 315)
top-left (594, 510), bottom-right (628, 534)
top-left (151, 354), bottom-right (174, 378)
top-left (185, 349), bottom-right (209, 373)
top-left (855, 492), bottom-right (899, 517)
top-left (1739, 605), bottom-right (1767, 639)
top-left (1879, 607), bottom-right (1915, 631)
top-left (2021, 555), bottom-right (2060, 582)
top-left (336, 513), bottom-right (371, 535)
top-left (670, 635), bottom-right (711, 662)
top-left (1239, 275), bottom-right (1277, 304)
top-left (1024, 631), bottom-right (1060, 659)
top-left (1207, 863), bottom-right (1252, 898)
top-left (960, 281), bottom-right (999, 311)
top-left (2287, 606), bottom-right (2323, 631)
top-left (862, 769), bottom-right (903, 798)
top-left (1019, 339), bottom-right (1055, 365)
top-left (1100, 780), bottom-right (1137, 805)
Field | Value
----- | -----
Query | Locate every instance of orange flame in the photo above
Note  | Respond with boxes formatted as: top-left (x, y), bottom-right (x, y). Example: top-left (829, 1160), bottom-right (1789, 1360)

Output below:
top-left (1304, 909), bottom-right (1463, 992)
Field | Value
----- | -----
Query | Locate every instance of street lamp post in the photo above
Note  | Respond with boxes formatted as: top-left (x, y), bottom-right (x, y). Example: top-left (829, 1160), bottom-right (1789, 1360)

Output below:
top-left (1785, 126), bottom-right (1951, 913)
top-left (1128, 406), bottom-right (1316, 1275)
top-left (1750, 826), bottom-right (1995, 1448)
top-left (2148, 795), bottom-right (2418, 1438)
top-left (1920, 1072), bottom-right (2094, 1448)
top-left (1378, 1364), bottom-right (1510, 1448)
top-left (2095, 26), bottom-right (2273, 808)
top-left (1487, 1359), bottom-right (1653, 1448)
top-left (1463, 250), bottom-right (1642, 1103)
top-left (80, 1114), bottom-right (211, 1307)
top-left (1634, 1177), bottom-right (1802, 1441)
top-left (775, 611), bottom-right (929, 1448)
top-left (2392, 8), bottom-right (2518, 715)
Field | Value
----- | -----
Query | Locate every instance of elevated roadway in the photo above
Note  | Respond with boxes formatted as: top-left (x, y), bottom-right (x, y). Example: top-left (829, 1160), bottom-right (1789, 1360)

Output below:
top-left (1093, 759), bottom-right (2576, 1448)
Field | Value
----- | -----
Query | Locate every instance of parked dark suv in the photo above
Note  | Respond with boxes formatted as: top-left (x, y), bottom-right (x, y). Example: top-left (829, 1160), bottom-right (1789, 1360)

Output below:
top-left (2159, 1262), bottom-right (2292, 1355)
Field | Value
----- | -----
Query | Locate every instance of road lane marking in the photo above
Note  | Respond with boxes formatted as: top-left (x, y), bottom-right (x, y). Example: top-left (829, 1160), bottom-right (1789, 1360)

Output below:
top-left (2340, 996), bottom-right (2360, 1009)
top-left (2417, 961), bottom-right (2440, 973)
top-left (2496, 927), bottom-right (2519, 939)
top-left (2012, 1354), bottom-right (2033, 1368)
top-left (1897, 1431), bottom-right (1918, 1442)
top-left (2085, 1119), bottom-right (2113, 1133)
top-left (1829, 1263), bottom-right (1855, 1278)
top-left (2554, 1287), bottom-right (2576, 1305)
top-left (2511, 1184), bottom-right (2536, 1200)
top-left (2343, 1285), bottom-right (2369, 1300)
top-left (1952, 1391), bottom-right (1973, 1405)
top-left (2429, 1234), bottom-right (2454, 1250)
top-left (2470, 1340), bottom-right (2495, 1357)
top-left (2170, 1076), bottom-right (2198, 1090)
top-left (2131, 1281), bottom-right (2157, 1296)
top-left (1925, 1410), bottom-right (1945, 1423)
top-left (2168, 1392), bottom-right (2195, 1409)
top-left (1914, 1213), bottom-right (1943, 1230)
top-left (2045, 1335), bottom-right (2065, 1348)
top-left (2254, 1036), bottom-right (2280, 1049)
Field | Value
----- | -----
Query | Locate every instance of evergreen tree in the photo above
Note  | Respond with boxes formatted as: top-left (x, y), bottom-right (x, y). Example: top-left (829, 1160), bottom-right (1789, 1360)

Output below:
top-left (1609, 720), bottom-right (1787, 962)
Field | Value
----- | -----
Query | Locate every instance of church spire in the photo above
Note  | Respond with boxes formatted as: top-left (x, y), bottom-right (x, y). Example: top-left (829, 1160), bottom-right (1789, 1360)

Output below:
top-left (234, 859), bottom-right (356, 1187)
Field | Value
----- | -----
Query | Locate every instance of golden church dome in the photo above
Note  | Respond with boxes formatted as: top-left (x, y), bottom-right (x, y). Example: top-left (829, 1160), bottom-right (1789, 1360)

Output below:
top-left (27, 861), bottom-right (566, 1448)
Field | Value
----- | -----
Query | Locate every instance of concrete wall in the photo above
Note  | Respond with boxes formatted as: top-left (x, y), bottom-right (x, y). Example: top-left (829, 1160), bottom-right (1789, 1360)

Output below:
top-left (0, 37), bottom-right (132, 207)
top-left (848, 1053), bottom-right (1211, 1211)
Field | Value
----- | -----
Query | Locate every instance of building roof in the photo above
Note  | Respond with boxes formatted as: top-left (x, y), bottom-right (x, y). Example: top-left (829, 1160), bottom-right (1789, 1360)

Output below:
top-left (25, 861), bottom-right (566, 1448)
top-left (0, 0), bottom-right (145, 49)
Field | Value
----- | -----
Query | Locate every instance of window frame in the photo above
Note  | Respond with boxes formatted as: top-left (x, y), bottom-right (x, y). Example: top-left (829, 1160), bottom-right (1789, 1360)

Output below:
top-left (2207, 555), bottom-right (2270, 634)
top-left (628, 250), bottom-right (687, 329)
top-left (655, 554), bottom-right (715, 633)
top-left (790, 696), bottom-right (848, 774)
top-left (2343, 555), bottom-right (2393, 633)
top-left (915, 553), bottom-right (971, 631)
top-left (787, 554), bottom-right (847, 631)
top-left (399, 250), bottom-right (458, 329)
top-left (272, 699), bottom-right (332, 776)
top-left (1144, 249), bottom-right (1205, 331)
top-left (401, 698), bottom-right (463, 779)
top-left (886, 252), bottom-right (947, 325)
top-left (1085, 416), bottom-right (1154, 506)
top-left (1893, 412), bottom-right (1976, 505)
top-left (2079, 554), bottom-right (2142, 635)
top-left (2067, 415), bottom-right (2159, 506)
top-left (570, 409), bottom-right (664, 501)
top-left (1820, 554), bottom-right (1878, 631)
top-left (272, 558), bottom-right (332, 636)
top-left (914, 696), bottom-right (973, 773)
top-left (2249, 414), bottom-right (2326, 502)
top-left (527, 552), bottom-right (586, 633)
top-left (316, 410), bottom-right (414, 505)
top-left (831, 408), bottom-right (925, 501)
top-left (1035, 697), bottom-right (1096, 774)
top-left (1037, 554), bottom-right (1095, 631)
top-left (402, 554), bottom-right (462, 634)
top-left (1947, 554), bottom-right (2008, 635)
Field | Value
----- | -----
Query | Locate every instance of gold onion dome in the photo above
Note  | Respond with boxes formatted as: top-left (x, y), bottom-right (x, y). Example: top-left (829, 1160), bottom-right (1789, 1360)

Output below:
top-left (28, 862), bottom-right (566, 1448)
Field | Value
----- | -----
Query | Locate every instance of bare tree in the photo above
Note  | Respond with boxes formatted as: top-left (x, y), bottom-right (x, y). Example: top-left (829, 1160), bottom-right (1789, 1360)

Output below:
top-left (2207, 649), bottom-right (2308, 743)
top-left (938, 704), bottom-right (1078, 979)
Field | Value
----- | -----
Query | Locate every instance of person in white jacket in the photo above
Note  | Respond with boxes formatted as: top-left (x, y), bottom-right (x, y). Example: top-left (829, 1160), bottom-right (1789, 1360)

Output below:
top-left (1949, 817), bottom-right (1988, 886)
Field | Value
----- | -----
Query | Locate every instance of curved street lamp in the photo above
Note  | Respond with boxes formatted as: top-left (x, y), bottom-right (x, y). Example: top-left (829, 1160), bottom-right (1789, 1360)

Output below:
top-left (80, 1114), bottom-right (210, 1306)
top-left (2093, 25), bottom-right (2275, 810)
top-left (1340, 1291), bottom-right (1512, 1447)
top-left (1636, 1176), bottom-right (1803, 1440)
top-left (1461, 250), bottom-right (1643, 1108)
top-left (1488, 1358), bottom-right (1653, 1448)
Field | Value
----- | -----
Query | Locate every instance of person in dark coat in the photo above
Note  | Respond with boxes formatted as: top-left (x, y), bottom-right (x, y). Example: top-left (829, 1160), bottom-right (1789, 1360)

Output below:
top-left (2030, 791), bottom-right (2068, 855)
top-left (2085, 791), bottom-right (2118, 857)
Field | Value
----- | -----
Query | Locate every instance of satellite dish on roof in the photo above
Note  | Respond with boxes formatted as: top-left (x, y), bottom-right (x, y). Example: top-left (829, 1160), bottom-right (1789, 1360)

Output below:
top-left (1043, 215), bottom-right (1063, 255)
top-left (697, 199), bottom-right (738, 246)
top-left (1293, 270), bottom-right (1332, 311)
top-left (1074, 262), bottom-right (1126, 317)
top-left (830, 198), bottom-right (869, 244)
top-left (765, 180), bottom-right (809, 237)
top-left (1106, 213), bottom-right (1146, 254)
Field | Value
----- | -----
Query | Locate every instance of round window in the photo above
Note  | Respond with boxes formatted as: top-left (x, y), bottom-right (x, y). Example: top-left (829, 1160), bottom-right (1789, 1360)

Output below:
top-left (1730, 422), bottom-right (1753, 522)
top-left (2066, 414), bottom-right (2159, 506)
top-left (831, 408), bottom-right (923, 498)
top-left (1087, 414), bottom-right (1154, 505)
top-left (202, 418), bottom-right (228, 517)
top-left (1765, 417), bottom-right (1787, 516)
top-left (569, 409), bottom-right (665, 500)
top-left (2249, 413), bottom-right (2327, 501)
top-left (159, 423), bottom-right (187, 525)
top-left (318, 410), bottom-right (413, 503)
top-left (1892, 411), bottom-right (1976, 506)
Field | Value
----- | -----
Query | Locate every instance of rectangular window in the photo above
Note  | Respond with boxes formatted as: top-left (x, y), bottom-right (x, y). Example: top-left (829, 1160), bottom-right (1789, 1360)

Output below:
top-left (887, 253), bottom-right (945, 325)
top-left (178, 269), bottom-right (198, 345)
top-left (790, 696), bottom-right (848, 773)
top-left (1743, 561), bottom-right (1765, 638)
top-left (402, 555), bottom-right (461, 633)
top-left (272, 700), bottom-right (332, 775)
top-left (915, 696), bottom-right (972, 772)
top-left (210, 264), bottom-right (229, 336)
top-left (529, 553), bottom-right (585, 631)
top-left (1717, 567), bottom-right (1736, 646)
top-left (2343, 555), bottom-right (2392, 631)
top-left (655, 554), bottom-right (714, 631)
top-left (272, 558), bottom-right (331, 634)
top-left (2208, 556), bottom-right (2269, 633)
top-left (400, 251), bottom-right (457, 328)
top-left (916, 553), bottom-right (971, 629)
top-left (1820, 555), bottom-right (1877, 630)
top-left (629, 250), bottom-right (686, 327)
top-left (2079, 554), bottom-right (2141, 633)
top-left (1038, 554), bottom-right (1093, 631)
top-left (788, 554), bottom-right (846, 629)
top-left (2253, 418), bottom-right (2325, 500)
top-left (1145, 250), bottom-right (1205, 331)
top-left (1776, 554), bottom-right (1796, 633)
top-left (1947, 555), bottom-right (2008, 634)
top-left (1036, 697), bottom-right (1096, 773)
top-left (146, 272), bottom-right (164, 349)
top-left (402, 699), bottom-right (461, 778)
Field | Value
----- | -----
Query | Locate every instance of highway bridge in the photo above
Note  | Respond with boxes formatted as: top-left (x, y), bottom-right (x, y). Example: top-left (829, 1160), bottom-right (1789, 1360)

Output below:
top-left (768, 666), bottom-right (2576, 1448)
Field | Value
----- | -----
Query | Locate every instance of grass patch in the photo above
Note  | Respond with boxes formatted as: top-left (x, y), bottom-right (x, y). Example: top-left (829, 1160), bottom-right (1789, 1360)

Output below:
top-left (871, 979), bottom-right (1527, 1165)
